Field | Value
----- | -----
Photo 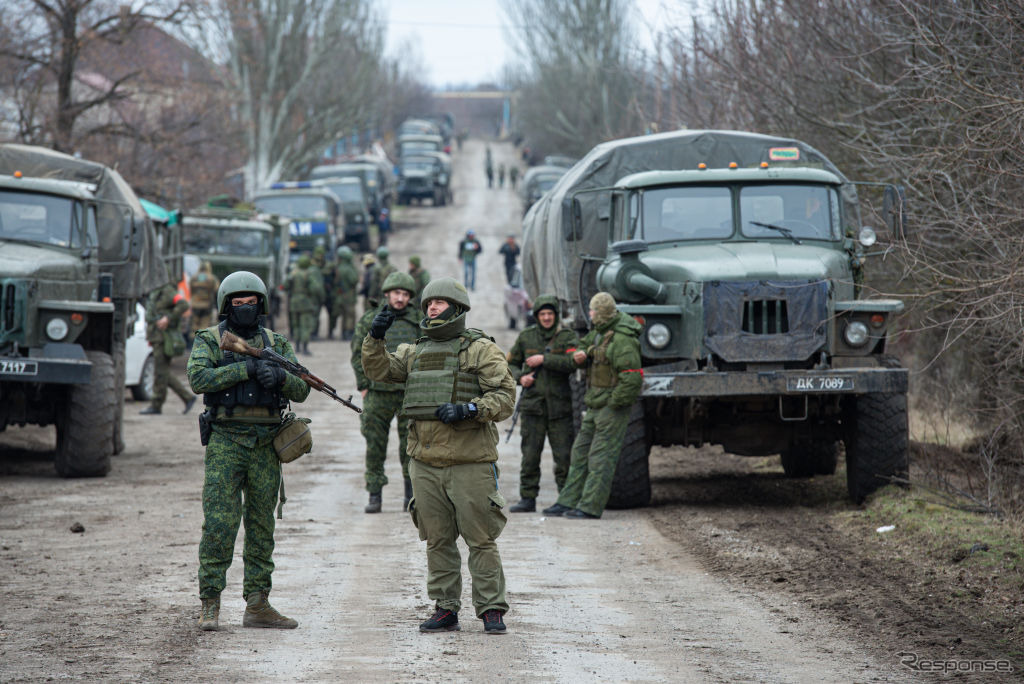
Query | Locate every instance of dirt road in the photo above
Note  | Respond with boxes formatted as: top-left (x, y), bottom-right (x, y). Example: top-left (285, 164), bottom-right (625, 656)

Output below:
top-left (2, 140), bottom-right (925, 682)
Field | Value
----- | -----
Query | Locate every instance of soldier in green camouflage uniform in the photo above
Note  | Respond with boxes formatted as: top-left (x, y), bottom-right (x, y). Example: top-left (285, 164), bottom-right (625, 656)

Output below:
top-left (351, 271), bottom-right (420, 513)
top-left (189, 261), bottom-right (220, 333)
top-left (362, 277), bottom-right (515, 634)
top-left (332, 246), bottom-right (360, 341)
top-left (311, 245), bottom-right (333, 339)
top-left (505, 295), bottom-right (579, 512)
top-left (140, 282), bottom-right (196, 415)
top-left (285, 255), bottom-right (324, 355)
top-left (366, 245), bottom-right (396, 304)
top-left (187, 271), bottom-right (311, 632)
top-left (544, 292), bottom-right (642, 519)
top-left (408, 256), bottom-right (430, 311)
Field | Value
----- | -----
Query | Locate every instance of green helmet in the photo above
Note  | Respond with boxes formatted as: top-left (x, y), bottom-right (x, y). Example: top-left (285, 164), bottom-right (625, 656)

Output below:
top-left (297, 255), bottom-right (311, 268)
top-left (420, 276), bottom-right (470, 312)
top-left (382, 271), bottom-right (416, 296)
top-left (337, 245), bottom-right (353, 259)
top-left (376, 245), bottom-right (389, 260)
top-left (217, 271), bottom-right (269, 314)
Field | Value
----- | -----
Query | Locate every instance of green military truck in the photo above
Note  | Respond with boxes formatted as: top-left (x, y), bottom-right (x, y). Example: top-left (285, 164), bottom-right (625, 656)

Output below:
top-left (522, 130), bottom-right (908, 506)
top-left (0, 144), bottom-right (169, 477)
top-left (182, 208), bottom-right (288, 319)
top-left (251, 185), bottom-right (342, 259)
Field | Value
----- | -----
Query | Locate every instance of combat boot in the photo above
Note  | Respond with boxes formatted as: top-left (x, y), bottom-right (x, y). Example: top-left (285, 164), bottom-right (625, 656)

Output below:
top-left (198, 596), bottom-right (220, 631)
top-left (139, 406), bottom-right (161, 415)
top-left (365, 492), bottom-right (382, 514)
top-left (509, 498), bottom-right (535, 513)
top-left (243, 591), bottom-right (298, 629)
top-left (403, 478), bottom-right (413, 512)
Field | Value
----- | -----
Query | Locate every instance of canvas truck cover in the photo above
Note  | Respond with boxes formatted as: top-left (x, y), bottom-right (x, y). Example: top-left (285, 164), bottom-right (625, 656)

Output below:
top-left (0, 143), bottom-right (168, 297)
top-left (520, 129), bottom-right (848, 318)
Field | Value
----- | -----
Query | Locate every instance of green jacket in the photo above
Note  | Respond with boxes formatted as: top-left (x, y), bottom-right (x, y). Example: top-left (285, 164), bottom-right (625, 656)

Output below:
top-left (332, 259), bottom-right (360, 303)
top-left (576, 310), bottom-right (643, 409)
top-left (286, 265), bottom-right (324, 312)
top-left (145, 282), bottom-right (189, 356)
top-left (186, 325), bottom-right (311, 447)
top-left (351, 303), bottom-right (421, 392)
top-left (506, 298), bottom-right (579, 418)
top-left (361, 314), bottom-right (515, 467)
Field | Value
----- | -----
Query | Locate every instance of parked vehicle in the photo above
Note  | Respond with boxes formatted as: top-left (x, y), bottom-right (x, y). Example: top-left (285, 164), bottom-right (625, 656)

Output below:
top-left (520, 165), bottom-right (567, 215)
top-left (124, 302), bottom-right (154, 401)
top-left (396, 154), bottom-right (449, 206)
top-left (398, 134), bottom-right (444, 159)
top-left (310, 159), bottom-right (394, 223)
top-left (251, 184), bottom-right (342, 260)
top-left (306, 177), bottom-right (373, 251)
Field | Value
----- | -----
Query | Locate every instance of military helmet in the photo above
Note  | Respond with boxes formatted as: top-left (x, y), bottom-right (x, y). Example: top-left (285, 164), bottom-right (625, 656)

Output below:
top-left (337, 245), bottom-right (353, 259)
top-left (382, 271), bottom-right (416, 296)
top-left (420, 276), bottom-right (470, 312)
top-left (376, 245), bottom-right (389, 259)
top-left (217, 271), bottom-right (269, 314)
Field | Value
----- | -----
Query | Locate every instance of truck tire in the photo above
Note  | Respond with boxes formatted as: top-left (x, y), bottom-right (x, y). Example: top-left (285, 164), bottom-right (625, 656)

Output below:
top-left (112, 345), bottom-right (126, 455)
top-left (780, 440), bottom-right (838, 478)
top-left (606, 402), bottom-right (652, 509)
top-left (844, 391), bottom-right (909, 502)
top-left (55, 350), bottom-right (115, 477)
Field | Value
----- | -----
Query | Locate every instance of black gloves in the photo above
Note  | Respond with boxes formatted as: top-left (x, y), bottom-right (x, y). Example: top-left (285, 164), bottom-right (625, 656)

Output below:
top-left (435, 402), bottom-right (477, 424)
top-left (256, 362), bottom-right (287, 389)
top-left (245, 356), bottom-right (260, 378)
top-left (369, 307), bottom-right (396, 339)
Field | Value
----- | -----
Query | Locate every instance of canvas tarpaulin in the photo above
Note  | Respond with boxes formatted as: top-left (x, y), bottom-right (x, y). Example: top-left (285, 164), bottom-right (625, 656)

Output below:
top-left (521, 129), bottom-right (848, 322)
top-left (0, 144), bottom-right (168, 297)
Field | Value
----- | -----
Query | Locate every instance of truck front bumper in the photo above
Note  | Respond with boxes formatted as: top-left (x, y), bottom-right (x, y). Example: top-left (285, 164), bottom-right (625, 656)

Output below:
top-left (0, 344), bottom-right (91, 384)
top-left (642, 366), bottom-right (908, 398)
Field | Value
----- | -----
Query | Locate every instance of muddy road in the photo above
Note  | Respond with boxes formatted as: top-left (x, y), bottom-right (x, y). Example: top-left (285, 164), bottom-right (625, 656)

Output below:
top-left (0, 140), bottom-right (989, 682)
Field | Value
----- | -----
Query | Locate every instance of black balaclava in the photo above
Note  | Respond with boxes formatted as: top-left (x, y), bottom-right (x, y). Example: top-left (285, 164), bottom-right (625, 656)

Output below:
top-left (227, 296), bottom-right (261, 337)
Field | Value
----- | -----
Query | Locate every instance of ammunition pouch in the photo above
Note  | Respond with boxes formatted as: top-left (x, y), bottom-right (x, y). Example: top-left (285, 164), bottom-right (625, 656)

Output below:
top-left (274, 412), bottom-right (312, 463)
top-left (198, 410), bottom-right (212, 446)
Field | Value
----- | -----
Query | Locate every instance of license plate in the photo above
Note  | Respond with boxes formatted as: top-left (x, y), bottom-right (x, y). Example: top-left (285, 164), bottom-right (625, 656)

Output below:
top-left (0, 360), bottom-right (38, 376)
top-left (787, 375), bottom-right (853, 392)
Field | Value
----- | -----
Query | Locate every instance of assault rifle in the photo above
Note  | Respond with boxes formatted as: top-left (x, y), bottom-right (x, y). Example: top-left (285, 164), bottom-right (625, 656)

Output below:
top-left (219, 330), bottom-right (362, 413)
top-left (504, 370), bottom-right (536, 442)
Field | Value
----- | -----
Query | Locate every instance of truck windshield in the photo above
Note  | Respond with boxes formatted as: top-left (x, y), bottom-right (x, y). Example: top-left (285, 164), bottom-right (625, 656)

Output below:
top-left (641, 186), bottom-right (733, 241)
top-left (402, 159), bottom-right (435, 173)
top-left (322, 183), bottom-right (363, 203)
top-left (740, 184), bottom-right (839, 241)
top-left (401, 142), bottom-right (439, 155)
top-left (253, 195), bottom-right (329, 219)
top-left (184, 224), bottom-right (270, 257)
top-left (0, 191), bottom-right (80, 248)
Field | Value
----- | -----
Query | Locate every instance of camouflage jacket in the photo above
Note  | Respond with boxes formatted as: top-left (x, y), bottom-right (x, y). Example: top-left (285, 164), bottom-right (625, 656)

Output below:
top-left (575, 311), bottom-right (643, 409)
top-left (286, 265), bottom-right (324, 312)
top-left (332, 260), bottom-right (360, 302)
top-left (506, 321), bottom-right (579, 418)
top-left (145, 282), bottom-right (189, 350)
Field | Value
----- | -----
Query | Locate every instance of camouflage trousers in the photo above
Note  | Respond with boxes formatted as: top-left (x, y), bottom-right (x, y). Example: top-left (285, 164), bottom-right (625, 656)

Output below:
top-left (332, 296), bottom-right (357, 338)
top-left (151, 348), bottom-right (192, 410)
top-left (517, 413), bottom-right (573, 499)
top-left (408, 459), bottom-right (508, 617)
top-left (289, 310), bottom-right (316, 345)
top-left (360, 390), bottom-right (410, 493)
top-left (556, 404), bottom-right (631, 517)
top-left (198, 428), bottom-right (280, 599)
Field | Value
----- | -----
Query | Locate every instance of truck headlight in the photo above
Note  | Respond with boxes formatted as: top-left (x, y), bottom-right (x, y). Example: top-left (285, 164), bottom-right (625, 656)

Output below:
top-left (46, 317), bottom-right (69, 340)
top-left (859, 226), bottom-right (877, 247)
top-left (647, 323), bottom-right (671, 349)
top-left (844, 321), bottom-right (869, 347)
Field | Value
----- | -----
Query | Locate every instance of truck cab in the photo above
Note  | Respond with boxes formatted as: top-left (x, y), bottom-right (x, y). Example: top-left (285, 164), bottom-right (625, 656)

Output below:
top-left (251, 185), bottom-right (342, 260)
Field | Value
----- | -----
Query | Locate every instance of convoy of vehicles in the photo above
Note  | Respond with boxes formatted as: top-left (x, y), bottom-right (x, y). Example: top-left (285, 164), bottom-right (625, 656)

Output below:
top-left (520, 164), bottom-right (568, 215)
top-left (522, 129), bottom-right (909, 507)
top-left (251, 185), bottom-right (343, 259)
top-left (310, 159), bottom-right (394, 223)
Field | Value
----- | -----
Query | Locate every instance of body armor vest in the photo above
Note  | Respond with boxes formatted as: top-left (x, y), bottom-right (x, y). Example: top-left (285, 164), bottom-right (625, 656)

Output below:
top-left (203, 322), bottom-right (287, 422)
top-left (587, 330), bottom-right (618, 389)
top-left (400, 331), bottom-right (484, 420)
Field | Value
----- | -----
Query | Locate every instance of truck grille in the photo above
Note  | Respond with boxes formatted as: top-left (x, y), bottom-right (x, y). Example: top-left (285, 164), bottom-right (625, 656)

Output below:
top-left (742, 299), bottom-right (789, 334)
top-left (2, 282), bottom-right (17, 335)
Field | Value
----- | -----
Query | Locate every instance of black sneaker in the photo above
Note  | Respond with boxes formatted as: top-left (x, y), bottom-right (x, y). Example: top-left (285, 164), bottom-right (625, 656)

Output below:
top-left (481, 609), bottom-right (506, 634)
top-left (542, 503), bottom-right (571, 516)
top-left (509, 498), bottom-right (535, 513)
top-left (564, 508), bottom-right (600, 519)
top-left (419, 608), bottom-right (460, 632)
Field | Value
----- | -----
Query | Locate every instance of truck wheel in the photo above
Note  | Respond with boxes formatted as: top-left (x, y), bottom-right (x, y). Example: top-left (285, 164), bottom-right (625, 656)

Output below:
top-left (780, 440), bottom-right (838, 478)
top-left (112, 345), bottom-right (126, 455)
top-left (131, 354), bottom-right (155, 401)
top-left (55, 350), bottom-right (115, 477)
top-left (844, 392), bottom-right (909, 502)
top-left (437, 189), bottom-right (447, 207)
top-left (606, 402), bottom-right (652, 509)
top-left (570, 373), bottom-right (586, 438)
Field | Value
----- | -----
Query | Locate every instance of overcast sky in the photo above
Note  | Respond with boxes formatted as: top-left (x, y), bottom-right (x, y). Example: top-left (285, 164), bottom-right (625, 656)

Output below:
top-left (383, 0), bottom-right (700, 88)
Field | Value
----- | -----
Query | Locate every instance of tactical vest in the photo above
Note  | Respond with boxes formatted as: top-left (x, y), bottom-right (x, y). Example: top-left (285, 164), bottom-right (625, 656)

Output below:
top-left (371, 311), bottom-right (421, 392)
top-left (587, 329), bottom-right (618, 389)
top-left (290, 269), bottom-right (311, 298)
top-left (400, 330), bottom-right (486, 420)
top-left (202, 322), bottom-right (287, 423)
top-left (190, 275), bottom-right (216, 308)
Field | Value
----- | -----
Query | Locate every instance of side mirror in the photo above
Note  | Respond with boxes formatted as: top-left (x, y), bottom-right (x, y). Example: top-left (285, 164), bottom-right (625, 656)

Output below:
top-left (564, 197), bottom-right (583, 242)
top-left (883, 185), bottom-right (906, 238)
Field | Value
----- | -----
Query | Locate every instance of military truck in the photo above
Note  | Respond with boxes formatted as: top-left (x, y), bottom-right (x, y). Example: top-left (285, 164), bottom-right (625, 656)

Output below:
top-left (522, 129), bottom-right (908, 507)
top-left (396, 154), bottom-right (450, 206)
top-left (251, 185), bottom-right (342, 258)
top-left (0, 144), bottom-right (168, 477)
top-left (182, 208), bottom-right (288, 318)
top-left (397, 134), bottom-right (444, 159)
top-left (520, 164), bottom-right (567, 216)
top-left (310, 159), bottom-right (394, 223)
top-left (304, 177), bottom-right (373, 251)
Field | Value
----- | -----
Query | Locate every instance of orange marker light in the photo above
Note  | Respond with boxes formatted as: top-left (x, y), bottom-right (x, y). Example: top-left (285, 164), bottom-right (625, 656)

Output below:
top-left (13, 170), bottom-right (22, 178)
top-left (70, 313), bottom-right (84, 324)
top-left (870, 314), bottom-right (885, 328)
top-left (729, 162), bottom-right (738, 169)
top-left (633, 315), bottom-right (646, 326)
top-left (761, 162), bottom-right (769, 168)
top-left (698, 163), bottom-right (707, 170)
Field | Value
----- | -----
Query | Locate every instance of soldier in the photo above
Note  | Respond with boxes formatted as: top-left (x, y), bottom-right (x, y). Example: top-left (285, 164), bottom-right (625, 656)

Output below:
top-left (361, 277), bottom-right (515, 635)
top-left (332, 245), bottom-right (360, 341)
top-left (187, 271), bottom-right (311, 631)
top-left (485, 147), bottom-right (494, 188)
top-left (543, 292), bottom-right (642, 519)
top-left (359, 253), bottom-right (376, 312)
top-left (497, 162), bottom-right (506, 188)
top-left (189, 261), bottom-right (220, 334)
top-left (310, 245), bottom-right (332, 339)
top-left (408, 255), bottom-right (430, 311)
top-left (351, 272), bottom-right (420, 513)
top-left (140, 282), bottom-right (196, 415)
top-left (498, 234), bottom-right (520, 284)
top-left (285, 255), bottom-right (324, 355)
top-left (367, 245), bottom-right (396, 304)
top-left (505, 295), bottom-right (579, 512)
top-left (509, 165), bottom-right (519, 191)
top-left (378, 206), bottom-right (392, 246)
